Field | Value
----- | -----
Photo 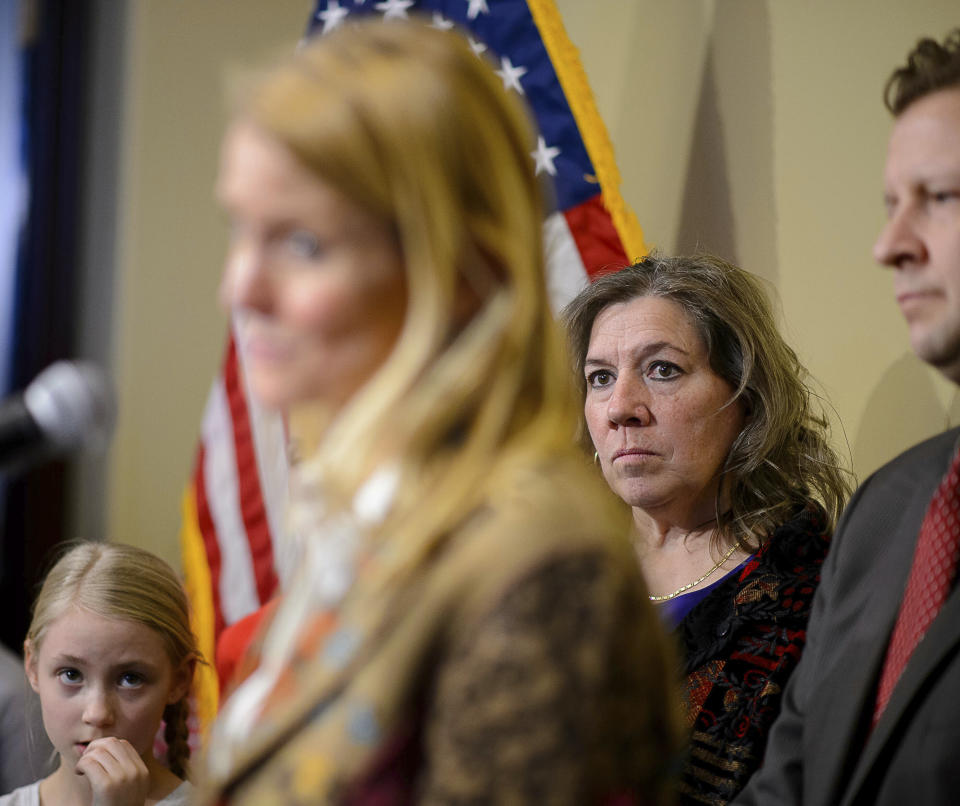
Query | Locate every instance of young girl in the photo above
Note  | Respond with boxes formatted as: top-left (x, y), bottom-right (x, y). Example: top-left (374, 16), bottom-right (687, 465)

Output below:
top-left (1, 542), bottom-right (199, 806)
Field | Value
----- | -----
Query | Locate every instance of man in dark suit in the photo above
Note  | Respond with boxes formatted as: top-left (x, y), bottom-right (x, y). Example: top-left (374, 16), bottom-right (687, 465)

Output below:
top-left (734, 29), bottom-right (960, 806)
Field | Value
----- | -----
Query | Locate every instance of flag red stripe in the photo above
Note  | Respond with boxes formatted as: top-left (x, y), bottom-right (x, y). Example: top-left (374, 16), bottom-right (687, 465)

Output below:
top-left (194, 443), bottom-right (226, 639)
top-left (563, 192), bottom-right (630, 279)
top-left (223, 337), bottom-right (280, 606)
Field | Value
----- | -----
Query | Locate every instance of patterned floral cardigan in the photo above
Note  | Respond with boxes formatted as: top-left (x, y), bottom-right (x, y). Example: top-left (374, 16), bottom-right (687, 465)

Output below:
top-left (674, 503), bottom-right (830, 806)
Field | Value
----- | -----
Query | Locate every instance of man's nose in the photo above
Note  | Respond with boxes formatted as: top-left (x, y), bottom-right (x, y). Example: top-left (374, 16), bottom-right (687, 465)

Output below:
top-left (873, 203), bottom-right (926, 268)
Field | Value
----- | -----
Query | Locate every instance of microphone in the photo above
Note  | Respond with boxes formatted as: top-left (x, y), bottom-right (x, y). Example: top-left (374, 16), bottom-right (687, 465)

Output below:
top-left (0, 361), bottom-right (116, 474)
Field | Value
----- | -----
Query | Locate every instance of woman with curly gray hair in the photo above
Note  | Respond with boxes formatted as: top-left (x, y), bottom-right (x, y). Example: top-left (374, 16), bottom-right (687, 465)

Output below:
top-left (563, 253), bottom-right (851, 806)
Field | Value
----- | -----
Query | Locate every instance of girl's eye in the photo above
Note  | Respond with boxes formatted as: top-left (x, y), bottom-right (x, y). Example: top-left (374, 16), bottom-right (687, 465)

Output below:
top-left (118, 672), bottom-right (145, 689)
top-left (57, 668), bottom-right (82, 685)
top-left (284, 230), bottom-right (323, 260)
top-left (586, 370), bottom-right (614, 389)
top-left (648, 361), bottom-right (681, 380)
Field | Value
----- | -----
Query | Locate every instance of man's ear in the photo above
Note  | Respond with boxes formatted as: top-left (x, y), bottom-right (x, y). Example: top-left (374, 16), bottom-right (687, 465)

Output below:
top-left (24, 640), bottom-right (40, 694)
top-left (168, 656), bottom-right (197, 705)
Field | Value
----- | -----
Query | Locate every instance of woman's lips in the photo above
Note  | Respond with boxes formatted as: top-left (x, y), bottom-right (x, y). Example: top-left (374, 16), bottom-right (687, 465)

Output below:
top-left (612, 448), bottom-right (657, 461)
top-left (243, 336), bottom-right (293, 363)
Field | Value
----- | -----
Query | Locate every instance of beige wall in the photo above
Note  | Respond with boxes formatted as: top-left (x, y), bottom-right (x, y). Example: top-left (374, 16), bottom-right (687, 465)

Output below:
top-left (109, 1), bottom-right (960, 565)
top-left (109, 1), bottom-right (312, 564)
top-left (562, 0), bottom-right (960, 477)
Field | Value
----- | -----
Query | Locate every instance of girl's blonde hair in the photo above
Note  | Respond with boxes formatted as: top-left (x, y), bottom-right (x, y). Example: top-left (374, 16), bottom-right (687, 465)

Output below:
top-left (242, 19), bottom-right (580, 574)
top-left (26, 541), bottom-right (199, 778)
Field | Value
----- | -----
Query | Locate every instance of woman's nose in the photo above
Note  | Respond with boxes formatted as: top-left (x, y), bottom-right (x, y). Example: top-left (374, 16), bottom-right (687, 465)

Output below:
top-left (219, 240), bottom-right (272, 313)
top-left (607, 376), bottom-right (652, 427)
top-left (873, 203), bottom-right (926, 268)
top-left (82, 688), bottom-right (116, 728)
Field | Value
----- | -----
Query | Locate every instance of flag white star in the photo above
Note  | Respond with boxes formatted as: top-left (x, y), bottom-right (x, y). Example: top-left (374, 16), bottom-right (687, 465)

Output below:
top-left (431, 11), bottom-right (455, 30)
top-left (317, 0), bottom-right (350, 34)
top-left (496, 56), bottom-right (528, 95)
top-left (531, 136), bottom-right (561, 176)
top-left (375, 0), bottom-right (415, 19)
top-left (466, 0), bottom-right (489, 19)
top-left (468, 36), bottom-right (488, 57)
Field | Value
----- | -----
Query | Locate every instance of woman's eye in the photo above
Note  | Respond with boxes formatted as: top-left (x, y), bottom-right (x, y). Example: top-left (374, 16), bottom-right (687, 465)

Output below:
top-left (284, 230), bottom-right (323, 259)
top-left (57, 668), bottom-right (82, 685)
top-left (587, 370), bottom-right (613, 388)
top-left (648, 361), bottom-right (681, 380)
top-left (118, 672), bottom-right (145, 689)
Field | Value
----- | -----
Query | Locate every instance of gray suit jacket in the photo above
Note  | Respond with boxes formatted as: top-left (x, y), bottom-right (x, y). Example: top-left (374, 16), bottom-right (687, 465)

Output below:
top-left (0, 645), bottom-right (53, 794)
top-left (734, 427), bottom-right (960, 806)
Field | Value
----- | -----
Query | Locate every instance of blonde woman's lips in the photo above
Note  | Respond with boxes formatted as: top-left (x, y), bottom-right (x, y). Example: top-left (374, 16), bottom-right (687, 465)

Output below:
top-left (243, 336), bottom-right (293, 362)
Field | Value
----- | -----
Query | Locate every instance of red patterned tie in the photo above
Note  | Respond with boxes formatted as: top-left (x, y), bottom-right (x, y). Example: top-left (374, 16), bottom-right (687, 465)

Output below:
top-left (872, 445), bottom-right (960, 725)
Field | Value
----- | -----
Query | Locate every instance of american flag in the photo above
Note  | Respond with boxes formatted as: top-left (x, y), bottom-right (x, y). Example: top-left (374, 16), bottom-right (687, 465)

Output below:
top-left (180, 0), bottom-right (646, 724)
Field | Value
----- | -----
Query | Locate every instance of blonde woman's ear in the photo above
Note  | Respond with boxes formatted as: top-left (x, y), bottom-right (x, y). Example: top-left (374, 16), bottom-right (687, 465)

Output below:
top-left (23, 641), bottom-right (40, 693)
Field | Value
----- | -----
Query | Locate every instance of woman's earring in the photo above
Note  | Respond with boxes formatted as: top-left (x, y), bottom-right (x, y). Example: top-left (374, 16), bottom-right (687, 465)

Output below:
top-left (593, 451), bottom-right (600, 467)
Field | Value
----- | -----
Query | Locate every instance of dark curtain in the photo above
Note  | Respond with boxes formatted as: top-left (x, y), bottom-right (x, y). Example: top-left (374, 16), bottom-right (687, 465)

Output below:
top-left (0, 0), bottom-right (92, 652)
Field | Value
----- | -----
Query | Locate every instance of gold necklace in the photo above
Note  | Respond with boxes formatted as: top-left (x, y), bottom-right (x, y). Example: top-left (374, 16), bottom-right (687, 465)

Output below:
top-left (647, 539), bottom-right (743, 602)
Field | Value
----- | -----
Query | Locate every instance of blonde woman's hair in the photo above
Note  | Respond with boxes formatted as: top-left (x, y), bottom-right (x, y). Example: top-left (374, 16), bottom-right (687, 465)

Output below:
top-left (563, 253), bottom-right (853, 550)
top-left (26, 542), bottom-right (199, 778)
top-left (241, 19), bottom-right (579, 572)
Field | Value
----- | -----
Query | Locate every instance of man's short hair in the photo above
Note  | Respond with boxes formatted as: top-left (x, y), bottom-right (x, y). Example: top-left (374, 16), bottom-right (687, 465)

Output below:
top-left (885, 28), bottom-right (960, 116)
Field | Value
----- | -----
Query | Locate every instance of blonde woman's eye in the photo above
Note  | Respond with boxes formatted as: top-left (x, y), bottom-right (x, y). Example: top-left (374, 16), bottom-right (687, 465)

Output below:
top-left (58, 668), bottom-right (82, 685)
top-left (285, 231), bottom-right (323, 259)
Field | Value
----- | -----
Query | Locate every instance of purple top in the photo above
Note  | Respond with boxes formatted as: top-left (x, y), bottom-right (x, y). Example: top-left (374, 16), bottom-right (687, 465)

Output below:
top-left (658, 557), bottom-right (753, 630)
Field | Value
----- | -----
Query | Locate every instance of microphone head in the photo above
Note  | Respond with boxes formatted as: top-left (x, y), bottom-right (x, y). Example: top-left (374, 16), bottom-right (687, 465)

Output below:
top-left (23, 361), bottom-right (116, 455)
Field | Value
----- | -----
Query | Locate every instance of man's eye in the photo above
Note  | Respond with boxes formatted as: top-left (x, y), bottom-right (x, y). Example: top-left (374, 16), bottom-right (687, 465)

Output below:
top-left (931, 190), bottom-right (960, 204)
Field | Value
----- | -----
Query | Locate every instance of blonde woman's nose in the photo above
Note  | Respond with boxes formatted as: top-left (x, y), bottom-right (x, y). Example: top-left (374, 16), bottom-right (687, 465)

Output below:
top-left (220, 240), bottom-right (273, 313)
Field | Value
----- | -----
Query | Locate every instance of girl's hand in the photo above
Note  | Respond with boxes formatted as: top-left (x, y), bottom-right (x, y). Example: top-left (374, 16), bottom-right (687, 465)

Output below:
top-left (75, 737), bottom-right (150, 806)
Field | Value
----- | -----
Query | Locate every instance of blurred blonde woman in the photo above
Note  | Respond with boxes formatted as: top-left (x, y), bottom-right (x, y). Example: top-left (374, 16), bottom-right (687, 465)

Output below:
top-left (198, 19), bottom-right (680, 806)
